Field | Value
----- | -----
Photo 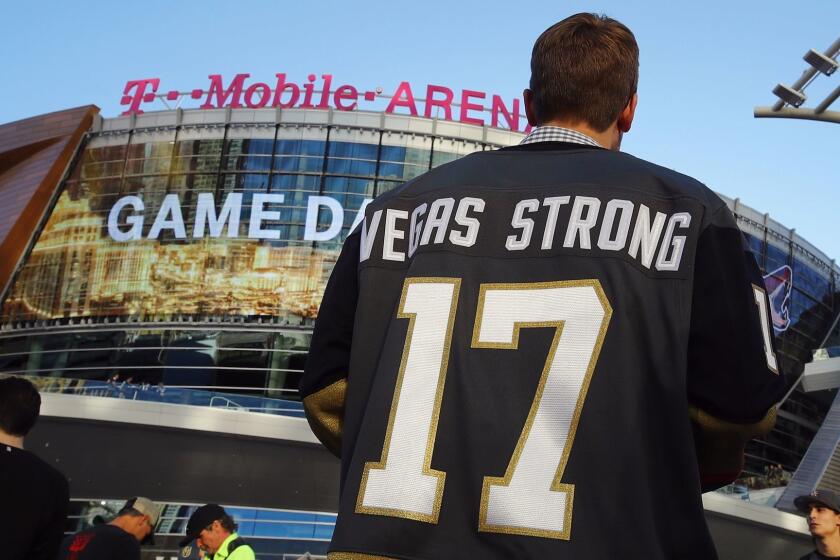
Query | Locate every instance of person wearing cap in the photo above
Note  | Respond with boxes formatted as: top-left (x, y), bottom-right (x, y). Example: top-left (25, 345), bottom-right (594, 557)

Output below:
top-left (56, 497), bottom-right (159, 560)
top-left (179, 504), bottom-right (255, 560)
top-left (1, 376), bottom-right (69, 560)
top-left (795, 489), bottom-right (840, 559)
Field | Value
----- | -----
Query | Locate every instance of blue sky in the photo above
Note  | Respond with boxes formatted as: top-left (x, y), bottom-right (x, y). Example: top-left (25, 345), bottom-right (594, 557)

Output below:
top-left (2, 1), bottom-right (838, 261)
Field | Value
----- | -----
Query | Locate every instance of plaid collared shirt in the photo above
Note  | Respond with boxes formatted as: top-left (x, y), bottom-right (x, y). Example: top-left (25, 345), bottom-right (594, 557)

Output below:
top-left (519, 125), bottom-right (602, 148)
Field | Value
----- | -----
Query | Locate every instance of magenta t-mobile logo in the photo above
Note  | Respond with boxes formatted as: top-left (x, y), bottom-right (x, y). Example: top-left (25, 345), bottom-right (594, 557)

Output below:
top-left (120, 78), bottom-right (161, 115)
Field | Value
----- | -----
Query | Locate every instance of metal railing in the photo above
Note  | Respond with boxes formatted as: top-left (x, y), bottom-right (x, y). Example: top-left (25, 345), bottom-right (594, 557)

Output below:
top-left (3, 374), bottom-right (305, 418)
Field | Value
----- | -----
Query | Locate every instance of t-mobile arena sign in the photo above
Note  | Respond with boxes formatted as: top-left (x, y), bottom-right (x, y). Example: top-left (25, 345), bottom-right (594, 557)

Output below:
top-left (120, 74), bottom-right (529, 132)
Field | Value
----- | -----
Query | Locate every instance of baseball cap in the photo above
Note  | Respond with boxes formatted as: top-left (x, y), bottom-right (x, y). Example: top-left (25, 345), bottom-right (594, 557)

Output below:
top-left (121, 497), bottom-right (160, 545)
top-left (179, 503), bottom-right (227, 547)
top-left (794, 489), bottom-right (840, 513)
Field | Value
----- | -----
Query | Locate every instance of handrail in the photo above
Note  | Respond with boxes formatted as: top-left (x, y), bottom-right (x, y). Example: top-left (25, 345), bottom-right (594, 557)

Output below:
top-left (209, 395), bottom-right (243, 409)
top-left (41, 383), bottom-right (300, 394)
top-left (1, 374), bottom-right (306, 418)
top-left (0, 345), bottom-right (309, 358)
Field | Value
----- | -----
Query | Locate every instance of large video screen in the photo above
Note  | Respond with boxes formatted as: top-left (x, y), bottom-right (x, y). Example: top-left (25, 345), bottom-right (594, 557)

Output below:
top-left (0, 132), bottom-right (406, 325)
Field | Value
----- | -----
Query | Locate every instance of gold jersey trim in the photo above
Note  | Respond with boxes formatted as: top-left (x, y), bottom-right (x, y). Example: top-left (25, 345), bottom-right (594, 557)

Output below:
top-left (328, 553), bottom-right (398, 560)
top-left (303, 378), bottom-right (347, 457)
top-left (690, 405), bottom-right (778, 487)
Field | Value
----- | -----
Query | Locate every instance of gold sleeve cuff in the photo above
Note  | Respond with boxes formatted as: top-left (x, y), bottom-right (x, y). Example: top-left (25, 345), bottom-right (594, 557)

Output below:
top-left (303, 378), bottom-right (347, 457)
top-left (690, 406), bottom-right (777, 489)
top-left (329, 553), bottom-right (398, 560)
top-left (689, 405), bottom-right (777, 441)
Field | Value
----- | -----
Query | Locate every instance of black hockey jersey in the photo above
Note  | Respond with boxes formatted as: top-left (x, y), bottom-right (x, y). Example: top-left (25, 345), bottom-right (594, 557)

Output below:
top-left (301, 142), bottom-right (787, 560)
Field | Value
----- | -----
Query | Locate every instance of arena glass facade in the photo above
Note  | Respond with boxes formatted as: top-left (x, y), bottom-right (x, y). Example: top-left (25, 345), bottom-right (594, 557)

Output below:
top-left (718, 195), bottom-right (839, 481)
top-left (0, 108), bottom-right (521, 400)
top-left (0, 106), bottom-right (837, 513)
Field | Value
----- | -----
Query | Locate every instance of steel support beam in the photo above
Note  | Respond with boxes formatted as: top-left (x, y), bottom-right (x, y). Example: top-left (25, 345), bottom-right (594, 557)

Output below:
top-left (754, 106), bottom-right (840, 125)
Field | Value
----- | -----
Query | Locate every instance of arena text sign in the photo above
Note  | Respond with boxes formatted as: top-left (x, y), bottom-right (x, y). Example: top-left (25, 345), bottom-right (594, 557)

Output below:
top-left (107, 192), bottom-right (691, 274)
top-left (119, 74), bottom-right (529, 132)
top-left (108, 193), bottom-right (372, 243)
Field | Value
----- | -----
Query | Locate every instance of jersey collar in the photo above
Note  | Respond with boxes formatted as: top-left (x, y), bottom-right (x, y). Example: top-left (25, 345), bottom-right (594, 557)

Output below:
top-left (520, 125), bottom-right (602, 148)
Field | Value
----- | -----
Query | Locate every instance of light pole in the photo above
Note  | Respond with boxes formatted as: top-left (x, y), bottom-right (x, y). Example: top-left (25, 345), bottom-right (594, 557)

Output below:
top-left (754, 37), bottom-right (840, 124)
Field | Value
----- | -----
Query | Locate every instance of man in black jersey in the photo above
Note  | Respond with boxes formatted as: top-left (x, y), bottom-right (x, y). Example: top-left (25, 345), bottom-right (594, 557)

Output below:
top-left (301, 13), bottom-right (787, 559)
top-left (0, 376), bottom-right (69, 560)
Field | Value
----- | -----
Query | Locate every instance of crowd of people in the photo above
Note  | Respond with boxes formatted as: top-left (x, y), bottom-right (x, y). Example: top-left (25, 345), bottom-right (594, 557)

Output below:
top-left (2, 376), bottom-right (257, 559)
top-left (55, 498), bottom-right (257, 559)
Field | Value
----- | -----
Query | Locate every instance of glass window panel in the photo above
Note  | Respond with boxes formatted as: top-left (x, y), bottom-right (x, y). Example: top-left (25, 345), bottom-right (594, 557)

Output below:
top-left (172, 157), bottom-right (219, 174)
top-left (254, 510), bottom-right (317, 522)
top-left (227, 138), bottom-right (275, 156)
top-left (276, 140), bottom-right (325, 157)
top-left (404, 147), bottom-right (431, 168)
top-left (125, 157), bottom-right (171, 176)
top-left (172, 140), bottom-right (223, 174)
top-left (348, 159), bottom-right (376, 176)
top-left (85, 145), bottom-right (127, 163)
top-left (239, 173), bottom-right (271, 192)
top-left (325, 158), bottom-right (350, 175)
top-left (217, 174), bottom-right (271, 194)
top-left (176, 139), bottom-right (223, 157)
top-left (765, 243), bottom-right (789, 272)
top-left (431, 150), bottom-right (459, 168)
top-left (224, 139), bottom-right (275, 171)
top-left (745, 233), bottom-right (765, 263)
top-left (81, 159), bottom-right (125, 180)
top-left (74, 179), bottom-right (123, 214)
top-left (323, 177), bottom-right (375, 197)
top-left (275, 156), bottom-right (324, 173)
top-left (170, 174), bottom-right (218, 193)
top-left (376, 181), bottom-right (402, 195)
top-left (327, 141), bottom-right (377, 177)
top-left (328, 141), bottom-right (377, 160)
top-left (328, 160), bottom-right (373, 175)
top-left (380, 145), bottom-right (406, 162)
top-left (127, 141), bottom-right (174, 160)
top-left (224, 155), bottom-right (273, 172)
top-left (377, 162), bottom-right (404, 180)
top-left (122, 175), bottom-right (169, 195)
top-left (271, 174), bottom-right (320, 191)
top-left (402, 164), bottom-right (427, 181)
top-left (313, 523), bottom-right (336, 539)
top-left (793, 258), bottom-right (832, 303)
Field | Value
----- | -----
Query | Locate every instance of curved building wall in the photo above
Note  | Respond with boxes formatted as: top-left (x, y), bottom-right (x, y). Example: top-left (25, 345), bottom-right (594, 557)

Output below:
top-left (721, 194), bottom-right (839, 478)
top-left (0, 108), bottom-right (522, 399)
top-left (0, 106), bottom-right (837, 483)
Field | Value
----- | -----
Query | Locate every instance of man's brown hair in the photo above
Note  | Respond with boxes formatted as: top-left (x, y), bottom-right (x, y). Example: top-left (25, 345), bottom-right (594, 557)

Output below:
top-left (530, 13), bottom-right (639, 131)
top-left (0, 376), bottom-right (40, 437)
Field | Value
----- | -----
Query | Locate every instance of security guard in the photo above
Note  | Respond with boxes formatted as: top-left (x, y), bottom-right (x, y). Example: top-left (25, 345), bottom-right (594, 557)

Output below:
top-left (179, 504), bottom-right (255, 560)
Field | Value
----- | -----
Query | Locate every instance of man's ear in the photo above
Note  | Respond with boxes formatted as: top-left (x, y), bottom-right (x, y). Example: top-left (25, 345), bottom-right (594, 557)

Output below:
top-left (617, 93), bottom-right (638, 133)
top-left (524, 89), bottom-right (538, 126)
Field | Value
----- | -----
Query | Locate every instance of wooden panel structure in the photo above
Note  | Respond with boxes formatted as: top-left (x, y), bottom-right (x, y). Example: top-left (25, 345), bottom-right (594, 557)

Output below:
top-left (0, 106), bottom-right (99, 297)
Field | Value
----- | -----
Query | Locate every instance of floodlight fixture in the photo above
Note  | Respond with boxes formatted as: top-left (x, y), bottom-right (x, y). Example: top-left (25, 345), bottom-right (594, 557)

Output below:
top-left (804, 49), bottom-right (839, 76)
top-left (772, 84), bottom-right (806, 107)
top-left (755, 36), bottom-right (840, 124)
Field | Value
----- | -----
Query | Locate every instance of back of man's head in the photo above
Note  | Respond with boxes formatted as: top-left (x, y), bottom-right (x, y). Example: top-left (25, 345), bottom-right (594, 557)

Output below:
top-left (0, 376), bottom-right (41, 437)
top-left (530, 13), bottom-right (639, 131)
